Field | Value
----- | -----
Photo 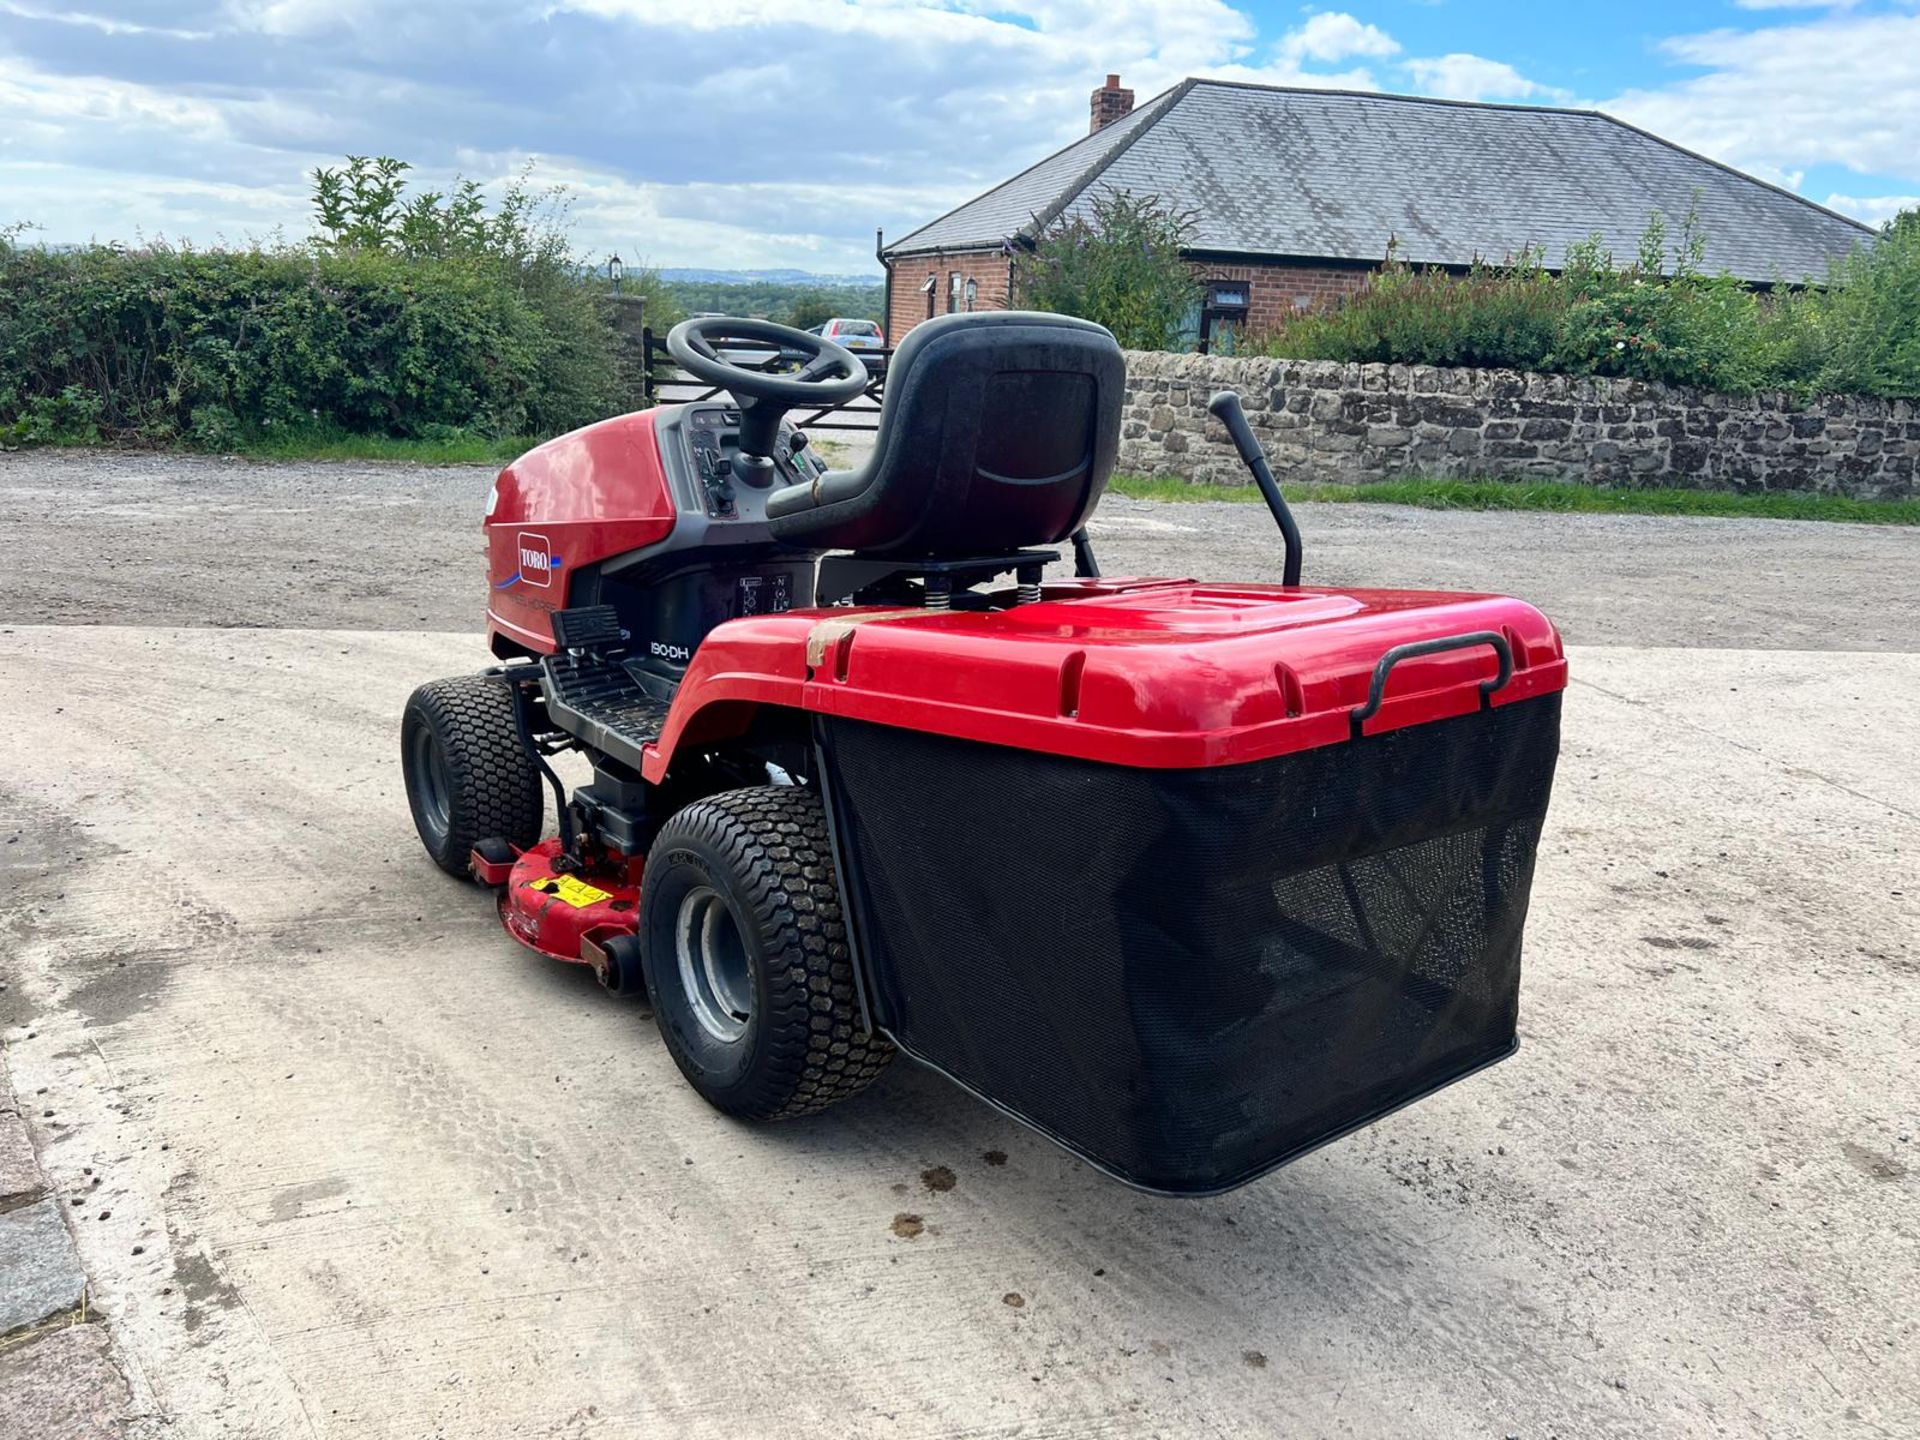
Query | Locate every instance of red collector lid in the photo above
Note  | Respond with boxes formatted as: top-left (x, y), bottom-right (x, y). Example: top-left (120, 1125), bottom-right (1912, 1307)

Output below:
top-left (797, 578), bottom-right (1566, 769)
top-left (644, 578), bottom-right (1567, 776)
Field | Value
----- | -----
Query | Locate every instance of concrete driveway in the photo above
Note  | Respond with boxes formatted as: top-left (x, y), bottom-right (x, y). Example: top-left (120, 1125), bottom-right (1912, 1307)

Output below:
top-left (1, 452), bottom-right (1916, 1438)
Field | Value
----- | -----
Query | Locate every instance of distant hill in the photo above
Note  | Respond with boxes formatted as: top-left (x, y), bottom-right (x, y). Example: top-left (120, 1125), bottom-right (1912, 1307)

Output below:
top-left (658, 267), bottom-right (883, 287)
top-left (657, 273), bottom-right (884, 328)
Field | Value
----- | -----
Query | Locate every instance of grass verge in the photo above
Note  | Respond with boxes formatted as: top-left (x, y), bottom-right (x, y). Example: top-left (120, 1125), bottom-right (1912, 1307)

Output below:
top-left (222, 429), bottom-right (537, 464)
top-left (1108, 473), bottom-right (1920, 525)
top-left (7, 430), bottom-right (538, 464)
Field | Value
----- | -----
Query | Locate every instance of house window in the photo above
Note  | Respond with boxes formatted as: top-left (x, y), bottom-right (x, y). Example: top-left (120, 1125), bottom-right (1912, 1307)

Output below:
top-left (1199, 279), bottom-right (1251, 355)
top-left (948, 272), bottom-right (963, 314)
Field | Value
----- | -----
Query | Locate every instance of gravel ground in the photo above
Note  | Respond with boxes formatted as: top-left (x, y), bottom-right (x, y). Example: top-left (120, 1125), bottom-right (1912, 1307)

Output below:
top-left (4, 448), bottom-right (1915, 648)
top-left (1, 448), bottom-right (1916, 1439)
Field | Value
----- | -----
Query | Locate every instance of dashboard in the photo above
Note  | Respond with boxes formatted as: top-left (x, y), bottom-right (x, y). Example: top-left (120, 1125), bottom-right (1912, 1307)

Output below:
top-left (678, 404), bottom-right (827, 522)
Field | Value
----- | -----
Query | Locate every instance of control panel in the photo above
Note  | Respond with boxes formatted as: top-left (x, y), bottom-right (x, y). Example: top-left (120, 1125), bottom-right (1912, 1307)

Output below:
top-left (682, 405), bottom-right (826, 522)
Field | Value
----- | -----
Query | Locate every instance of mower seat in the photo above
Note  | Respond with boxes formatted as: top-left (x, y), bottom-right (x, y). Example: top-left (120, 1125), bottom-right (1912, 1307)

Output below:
top-left (766, 311), bottom-right (1125, 556)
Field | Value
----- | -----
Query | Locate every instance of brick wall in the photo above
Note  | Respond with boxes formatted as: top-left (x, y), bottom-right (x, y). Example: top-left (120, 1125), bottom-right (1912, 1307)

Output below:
top-left (884, 251), bottom-right (1013, 343)
top-left (1119, 350), bottom-right (1917, 499)
top-left (884, 252), bottom-right (1372, 342)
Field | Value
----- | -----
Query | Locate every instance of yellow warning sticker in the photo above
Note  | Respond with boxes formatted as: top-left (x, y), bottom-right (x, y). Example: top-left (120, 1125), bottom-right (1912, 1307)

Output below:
top-left (526, 874), bottom-right (614, 908)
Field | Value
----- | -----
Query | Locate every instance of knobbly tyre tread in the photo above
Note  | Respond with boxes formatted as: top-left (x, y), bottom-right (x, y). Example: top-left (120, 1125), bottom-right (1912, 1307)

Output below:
top-left (401, 674), bottom-right (545, 877)
top-left (642, 785), bottom-right (892, 1120)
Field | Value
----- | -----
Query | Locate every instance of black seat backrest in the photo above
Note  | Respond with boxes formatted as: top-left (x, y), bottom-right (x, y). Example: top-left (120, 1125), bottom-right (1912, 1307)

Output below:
top-left (766, 311), bottom-right (1125, 556)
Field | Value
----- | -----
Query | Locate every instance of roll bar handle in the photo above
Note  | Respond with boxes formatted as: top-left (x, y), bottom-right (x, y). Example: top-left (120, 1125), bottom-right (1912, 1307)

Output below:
top-left (1207, 390), bottom-right (1303, 587)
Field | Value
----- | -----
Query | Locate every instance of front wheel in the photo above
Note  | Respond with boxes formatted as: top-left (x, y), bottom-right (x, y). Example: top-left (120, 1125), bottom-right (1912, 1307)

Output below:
top-left (401, 675), bottom-right (544, 878)
top-left (640, 786), bottom-right (892, 1120)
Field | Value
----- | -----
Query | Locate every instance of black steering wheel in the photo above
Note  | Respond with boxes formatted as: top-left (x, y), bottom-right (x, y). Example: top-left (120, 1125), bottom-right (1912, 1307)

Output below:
top-left (666, 317), bottom-right (869, 485)
top-left (666, 317), bottom-right (869, 407)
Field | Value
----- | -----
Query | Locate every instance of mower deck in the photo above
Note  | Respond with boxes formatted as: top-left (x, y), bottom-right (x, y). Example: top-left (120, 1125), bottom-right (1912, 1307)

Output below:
top-left (494, 837), bottom-right (641, 970)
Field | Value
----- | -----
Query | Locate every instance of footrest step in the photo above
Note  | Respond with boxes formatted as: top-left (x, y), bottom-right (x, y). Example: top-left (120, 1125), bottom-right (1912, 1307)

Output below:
top-left (542, 653), bottom-right (673, 771)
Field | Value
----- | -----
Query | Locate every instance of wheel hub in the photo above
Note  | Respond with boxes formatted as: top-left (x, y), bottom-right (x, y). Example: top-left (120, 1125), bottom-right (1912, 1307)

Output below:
top-left (674, 886), bottom-right (752, 1042)
top-left (408, 726), bottom-right (453, 840)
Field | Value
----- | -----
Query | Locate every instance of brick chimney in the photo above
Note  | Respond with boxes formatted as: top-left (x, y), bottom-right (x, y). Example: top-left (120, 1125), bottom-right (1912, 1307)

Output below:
top-left (1090, 73), bottom-right (1134, 133)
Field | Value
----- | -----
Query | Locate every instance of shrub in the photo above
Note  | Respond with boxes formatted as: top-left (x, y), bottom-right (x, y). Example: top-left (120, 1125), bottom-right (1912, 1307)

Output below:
top-left (1265, 246), bottom-right (1566, 370)
top-left (1254, 206), bottom-right (1918, 399)
top-left (1817, 210), bottom-right (1920, 398)
top-left (1542, 215), bottom-right (1775, 390)
top-left (309, 156), bottom-right (622, 434)
top-left (0, 156), bottom-right (626, 447)
top-left (0, 241), bottom-right (586, 444)
top-left (1015, 191), bottom-right (1202, 351)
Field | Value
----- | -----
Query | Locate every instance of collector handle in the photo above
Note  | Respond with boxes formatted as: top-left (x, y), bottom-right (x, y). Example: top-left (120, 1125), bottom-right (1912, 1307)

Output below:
top-left (1349, 631), bottom-right (1514, 738)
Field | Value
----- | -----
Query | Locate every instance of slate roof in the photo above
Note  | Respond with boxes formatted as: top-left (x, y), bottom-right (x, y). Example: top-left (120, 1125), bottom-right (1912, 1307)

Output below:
top-left (884, 80), bottom-right (1872, 283)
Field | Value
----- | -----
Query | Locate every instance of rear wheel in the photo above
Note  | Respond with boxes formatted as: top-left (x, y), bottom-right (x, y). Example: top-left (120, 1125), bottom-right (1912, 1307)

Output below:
top-left (401, 675), bottom-right (544, 878)
top-left (640, 786), bottom-right (891, 1120)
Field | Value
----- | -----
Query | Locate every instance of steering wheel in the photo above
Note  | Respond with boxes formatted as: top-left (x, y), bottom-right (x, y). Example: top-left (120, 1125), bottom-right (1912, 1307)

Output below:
top-left (666, 317), bottom-right (869, 407)
top-left (667, 317), bottom-right (869, 485)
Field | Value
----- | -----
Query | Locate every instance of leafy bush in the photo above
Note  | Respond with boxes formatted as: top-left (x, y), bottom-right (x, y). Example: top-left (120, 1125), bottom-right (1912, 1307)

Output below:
top-left (1817, 210), bottom-right (1920, 398)
top-left (1015, 191), bottom-right (1202, 350)
top-left (1256, 206), bottom-right (1918, 399)
top-left (0, 156), bottom-right (625, 447)
top-left (1262, 247), bottom-right (1566, 370)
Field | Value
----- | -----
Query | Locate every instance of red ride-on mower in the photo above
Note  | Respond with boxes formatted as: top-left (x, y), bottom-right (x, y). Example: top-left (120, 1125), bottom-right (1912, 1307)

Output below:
top-left (401, 312), bottom-right (1565, 1195)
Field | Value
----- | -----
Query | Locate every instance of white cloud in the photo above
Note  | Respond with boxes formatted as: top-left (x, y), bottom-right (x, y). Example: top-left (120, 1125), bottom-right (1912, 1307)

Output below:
top-left (0, 56), bottom-right (228, 142)
top-left (1605, 11), bottom-right (1920, 181)
top-left (220, 0), bottom-right (383, 37)
top-left (1279, 12), bottom-right (1399, 64)
top-left (1822, 193), bottom-right (1919, 225)
top-left (3, 0), bottom-right (1912, 271)
top-left (0, 3), bottom-right (211, 38)
top-left (0, 0), bottom-right (1392, 267)
top-left (1402, 53), bottom-right (1564, 103)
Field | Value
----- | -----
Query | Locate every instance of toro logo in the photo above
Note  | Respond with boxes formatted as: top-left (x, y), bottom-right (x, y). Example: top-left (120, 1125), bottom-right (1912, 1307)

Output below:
top-left (514, 532), bottom-right (555, 588)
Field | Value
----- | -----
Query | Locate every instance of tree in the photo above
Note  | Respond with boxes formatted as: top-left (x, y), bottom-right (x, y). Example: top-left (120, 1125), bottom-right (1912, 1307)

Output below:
top-left (785, 293), bottom-right (837, 330)
top-left (310, 155), bottom-right (577, 271)
top-left (307, 154), bottom-right (623, 430)
top-left (1013, 190), bottom-right (1202, 350)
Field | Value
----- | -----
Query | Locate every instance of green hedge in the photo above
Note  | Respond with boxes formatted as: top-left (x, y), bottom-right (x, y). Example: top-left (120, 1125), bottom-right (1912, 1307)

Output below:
top-left (0, 241), bottom-right (622, 447)
top-left (1254, 210), bottom-right (1920, 400)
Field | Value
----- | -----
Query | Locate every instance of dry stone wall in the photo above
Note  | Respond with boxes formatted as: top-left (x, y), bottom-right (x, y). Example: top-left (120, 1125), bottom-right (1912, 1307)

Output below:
top-left (1119, 350), bottom-right (1917, 499)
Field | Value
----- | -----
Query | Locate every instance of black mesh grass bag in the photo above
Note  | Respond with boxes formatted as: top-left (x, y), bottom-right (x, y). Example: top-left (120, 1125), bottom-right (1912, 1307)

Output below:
top-left (819, 693), bottom-right (1561, 1194)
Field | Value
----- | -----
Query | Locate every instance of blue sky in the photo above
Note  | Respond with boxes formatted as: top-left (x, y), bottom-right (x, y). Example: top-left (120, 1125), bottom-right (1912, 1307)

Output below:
top-left (2, 1), bottom-right (1915, 273)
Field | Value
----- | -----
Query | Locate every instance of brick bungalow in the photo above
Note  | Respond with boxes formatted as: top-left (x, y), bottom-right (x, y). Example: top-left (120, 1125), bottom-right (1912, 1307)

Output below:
top-left (880, 75), bottom-right (1872, 350)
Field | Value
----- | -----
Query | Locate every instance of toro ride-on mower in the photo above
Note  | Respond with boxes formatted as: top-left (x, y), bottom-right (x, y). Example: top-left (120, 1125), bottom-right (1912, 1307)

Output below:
top-left (401, 312), bottom-right (1565, 1195)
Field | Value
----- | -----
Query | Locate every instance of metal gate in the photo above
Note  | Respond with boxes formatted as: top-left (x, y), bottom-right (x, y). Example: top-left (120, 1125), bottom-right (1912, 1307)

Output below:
top-left (640, 328), bottom-right (888, 432)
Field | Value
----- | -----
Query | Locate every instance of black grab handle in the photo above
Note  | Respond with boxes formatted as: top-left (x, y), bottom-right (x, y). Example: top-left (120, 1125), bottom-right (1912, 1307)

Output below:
top-left (1207, 390), bottom-right (1302, 586)
top-left (1349, 631), bottom-right (1514, 738)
